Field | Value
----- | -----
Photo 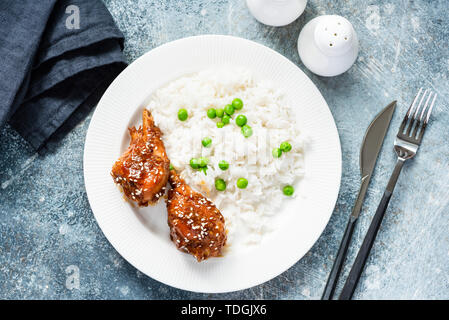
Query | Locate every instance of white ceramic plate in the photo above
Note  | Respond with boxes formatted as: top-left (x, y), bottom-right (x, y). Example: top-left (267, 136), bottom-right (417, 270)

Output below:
top-left (84, 35), bottom-right (341, 293)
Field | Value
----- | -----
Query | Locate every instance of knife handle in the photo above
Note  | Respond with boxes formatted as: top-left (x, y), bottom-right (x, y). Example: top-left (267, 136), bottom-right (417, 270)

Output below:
top-left (338, 191), bottom-right (391, 300)
top-left (339, 159), bottom-right (404, 300)
top-left (321, 175), bottom-right (370, 300)
top-left (321, 215), bottom-right (357, 300)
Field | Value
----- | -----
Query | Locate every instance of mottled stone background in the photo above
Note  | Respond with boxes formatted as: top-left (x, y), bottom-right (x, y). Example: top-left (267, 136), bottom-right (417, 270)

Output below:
top-left (0, 0), bottom-right (448, 299)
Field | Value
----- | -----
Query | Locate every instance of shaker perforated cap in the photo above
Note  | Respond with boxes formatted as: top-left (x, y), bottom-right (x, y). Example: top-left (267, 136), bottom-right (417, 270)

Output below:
top-left (298, 15), bottom-right (359, 77)
top-left (315, 16), bottom-right (354, 57)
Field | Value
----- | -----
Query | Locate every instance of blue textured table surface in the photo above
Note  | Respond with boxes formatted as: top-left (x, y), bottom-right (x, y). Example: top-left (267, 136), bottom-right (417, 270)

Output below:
top-left (1, 0), bottom-right (448, 299)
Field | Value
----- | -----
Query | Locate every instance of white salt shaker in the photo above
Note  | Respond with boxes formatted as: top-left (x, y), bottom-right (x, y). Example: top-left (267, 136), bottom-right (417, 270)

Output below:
top-left (246, 0), bottom-right (308, 27)
top-left (297, 15), bottom-right (359, 77)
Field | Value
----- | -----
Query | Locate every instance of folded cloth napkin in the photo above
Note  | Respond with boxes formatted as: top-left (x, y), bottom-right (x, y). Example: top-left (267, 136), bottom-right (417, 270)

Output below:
top-left (0, 0), bottom-right (127, 149)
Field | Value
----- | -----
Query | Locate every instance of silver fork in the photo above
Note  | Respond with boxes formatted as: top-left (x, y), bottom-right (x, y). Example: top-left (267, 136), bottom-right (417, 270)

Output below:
top-left (339, 88), bottom-right (437, 300)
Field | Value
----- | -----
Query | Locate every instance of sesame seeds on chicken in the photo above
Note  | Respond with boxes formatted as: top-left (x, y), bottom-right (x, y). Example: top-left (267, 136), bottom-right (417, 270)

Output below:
top-left (111, 109), bottom-right (170, 206)
top-left (166, 169), bottom-right (227, 261)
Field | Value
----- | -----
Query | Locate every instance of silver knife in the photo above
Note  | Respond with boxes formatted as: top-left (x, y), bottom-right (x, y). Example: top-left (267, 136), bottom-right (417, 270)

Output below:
top-left (321, 101), bottom-right (396, 300)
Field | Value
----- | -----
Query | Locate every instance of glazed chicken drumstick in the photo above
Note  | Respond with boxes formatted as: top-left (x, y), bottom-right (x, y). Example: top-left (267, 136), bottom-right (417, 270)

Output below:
top-left (111, 109), bottom-right (170, 206)
top-left (167, 169), bottom-right (227, 261)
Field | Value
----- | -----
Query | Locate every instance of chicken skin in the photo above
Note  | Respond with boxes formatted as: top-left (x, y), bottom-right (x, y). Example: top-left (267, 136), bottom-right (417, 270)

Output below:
top-left (166, 170), bottom-right (227, 261)
top-left (111, 109), bottom-right (170, 206)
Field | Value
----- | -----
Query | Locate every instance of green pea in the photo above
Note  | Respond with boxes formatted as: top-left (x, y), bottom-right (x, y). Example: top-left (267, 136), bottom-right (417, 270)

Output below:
top-left (198, 157), bottom-right (209, 168)
top-left (218, 160), bottom-right (229, 171)
top-left (283, 185), bottom-right (294, 196)
top-left (222, 115), bottom-right (231, 125)
top-left (178, 108), bottom-right (188, 121)
top-left (241, 125), bottom-right (253, 138)
top-left (235, 115), bottom-right (247, 127)
top-left (207, 108), bottom-right (216, 119)
top-left (169, 163), bottom-right (174, 170)
top-left (190, 158), bottom-right (200, 169)
top-left (216, 108), bottom-right (224, 118)
top-left (280, 141), bottom-right (292, 152)
top-left (224, 104), bottom-right (235, 116)
top-left (232, 98), bottom-right (243, 110)
top-left (215, 178), bottom-right (226, 191)
top-left (272, 148), bottom-right (282, 158)
top-left (236, 178), bottom-right (248, 189)
top-left (217, 122), bottom-right (224, 128)
top-left (202, 137), bottom-right (212, 148)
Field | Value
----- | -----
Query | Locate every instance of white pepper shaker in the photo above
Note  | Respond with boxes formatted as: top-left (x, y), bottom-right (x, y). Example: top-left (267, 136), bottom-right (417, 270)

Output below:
top-left (246, 0), bottom-right (308, 27)
top-left (297, 15), bottom-right (359, 77)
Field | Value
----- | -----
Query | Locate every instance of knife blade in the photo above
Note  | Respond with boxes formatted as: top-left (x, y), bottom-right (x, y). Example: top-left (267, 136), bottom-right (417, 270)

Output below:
top-left (351, 100), bottom-right (397, 218)
top-left (321, 101), bottom-right (396, 300)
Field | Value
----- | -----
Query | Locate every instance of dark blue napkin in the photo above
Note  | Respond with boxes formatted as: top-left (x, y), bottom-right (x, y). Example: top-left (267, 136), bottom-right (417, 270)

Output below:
top-left (0, 0), bottom-right (127, 149)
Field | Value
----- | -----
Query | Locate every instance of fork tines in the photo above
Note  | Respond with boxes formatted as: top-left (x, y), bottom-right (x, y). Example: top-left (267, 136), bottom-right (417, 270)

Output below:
top-left (399, 88), bottom-right (437, 142)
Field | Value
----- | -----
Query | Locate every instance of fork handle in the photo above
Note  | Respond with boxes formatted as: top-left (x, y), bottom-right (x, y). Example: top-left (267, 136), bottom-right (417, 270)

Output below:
top-left (339, 158), bottom-right (405, 300)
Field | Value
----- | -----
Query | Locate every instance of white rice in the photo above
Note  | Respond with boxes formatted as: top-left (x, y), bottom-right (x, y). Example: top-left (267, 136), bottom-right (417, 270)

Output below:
top-left (147, 67), bottom-right (305, 247)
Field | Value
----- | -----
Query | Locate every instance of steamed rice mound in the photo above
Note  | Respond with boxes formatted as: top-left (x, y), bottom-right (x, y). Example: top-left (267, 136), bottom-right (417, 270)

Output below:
top-left (148, 67), bottom-right (305, 246)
